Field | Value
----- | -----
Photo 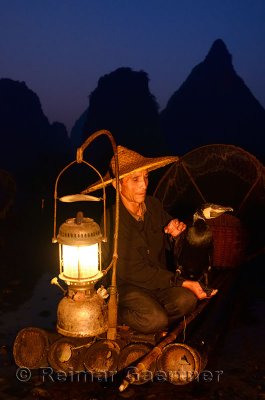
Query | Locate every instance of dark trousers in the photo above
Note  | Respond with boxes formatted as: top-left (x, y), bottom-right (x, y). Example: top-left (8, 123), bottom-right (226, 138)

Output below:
top-left (118, 285), bottom-right (197, 334)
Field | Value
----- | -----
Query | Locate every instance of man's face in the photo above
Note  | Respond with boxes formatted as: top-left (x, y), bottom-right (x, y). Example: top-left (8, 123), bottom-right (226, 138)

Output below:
top-left (120, 170), bottom-right (149, 204)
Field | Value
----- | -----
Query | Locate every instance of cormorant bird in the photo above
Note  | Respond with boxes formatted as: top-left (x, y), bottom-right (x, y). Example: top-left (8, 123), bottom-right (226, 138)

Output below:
top-left (173, 203), bottom-right (233, 294)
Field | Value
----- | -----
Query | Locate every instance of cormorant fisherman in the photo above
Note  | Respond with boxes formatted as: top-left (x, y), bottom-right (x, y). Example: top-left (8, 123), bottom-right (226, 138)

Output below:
top-left (83, 147), bottom-right (222, 334)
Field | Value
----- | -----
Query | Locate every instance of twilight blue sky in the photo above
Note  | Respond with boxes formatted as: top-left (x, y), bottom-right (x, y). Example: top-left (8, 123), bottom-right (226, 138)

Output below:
top-left (1, 0), bottom-right (265, 133)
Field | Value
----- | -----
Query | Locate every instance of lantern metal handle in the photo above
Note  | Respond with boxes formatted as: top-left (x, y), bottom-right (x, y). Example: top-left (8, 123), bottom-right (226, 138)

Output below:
top-left (52, 159), bottom-right (106, 243)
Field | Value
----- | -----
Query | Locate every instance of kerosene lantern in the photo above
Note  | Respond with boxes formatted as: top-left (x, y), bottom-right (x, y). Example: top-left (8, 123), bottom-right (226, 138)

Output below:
top-left (53, 210), bottom-right (108, 337)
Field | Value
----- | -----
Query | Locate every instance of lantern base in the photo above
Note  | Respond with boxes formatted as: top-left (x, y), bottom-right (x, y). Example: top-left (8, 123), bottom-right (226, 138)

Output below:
top-left (57, 291), bottom-right (108, 337)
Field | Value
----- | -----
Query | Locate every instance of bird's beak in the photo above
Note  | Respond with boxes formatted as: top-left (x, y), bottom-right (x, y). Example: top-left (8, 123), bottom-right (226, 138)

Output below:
top-left (203, 204), bottom-right (233, 220)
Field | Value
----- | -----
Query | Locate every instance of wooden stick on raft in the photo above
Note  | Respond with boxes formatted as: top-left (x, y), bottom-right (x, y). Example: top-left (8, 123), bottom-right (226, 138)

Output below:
top-left (119, 271), bottom-right (232, 392)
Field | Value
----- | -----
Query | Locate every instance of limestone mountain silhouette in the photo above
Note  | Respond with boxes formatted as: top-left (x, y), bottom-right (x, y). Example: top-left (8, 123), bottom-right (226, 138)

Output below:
top-left (0, 78), bottom-right (72, 200)
top-left (0, 78), bottom-right (49, 169)
top-left (70, 109), bottom-right (88, 150)
top-left (160, 39), bottom-right (265, 162)
top-left (72, 67), bottom-right (169, 176)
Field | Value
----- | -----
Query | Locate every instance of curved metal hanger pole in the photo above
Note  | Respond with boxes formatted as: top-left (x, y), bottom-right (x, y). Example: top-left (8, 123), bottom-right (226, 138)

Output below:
top-left (77, 129), bottom-right (120, 340)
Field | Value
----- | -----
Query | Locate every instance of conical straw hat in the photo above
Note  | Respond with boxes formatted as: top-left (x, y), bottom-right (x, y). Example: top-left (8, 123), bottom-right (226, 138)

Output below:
top-left (82, 145), bottom-right (178, 193)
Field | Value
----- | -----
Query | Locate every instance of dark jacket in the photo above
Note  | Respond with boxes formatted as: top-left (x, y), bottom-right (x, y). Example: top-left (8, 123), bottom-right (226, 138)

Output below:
top-left (102, 195), bottom-right (175, 291)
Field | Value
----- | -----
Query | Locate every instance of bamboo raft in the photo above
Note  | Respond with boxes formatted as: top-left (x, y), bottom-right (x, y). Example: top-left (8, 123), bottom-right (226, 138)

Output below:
top-left (13, 267), bottom-right (238, 390)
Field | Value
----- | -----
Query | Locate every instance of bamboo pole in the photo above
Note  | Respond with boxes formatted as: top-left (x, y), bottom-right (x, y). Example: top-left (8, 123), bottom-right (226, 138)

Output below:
top-left (77, 129), bottom-right (120, 340)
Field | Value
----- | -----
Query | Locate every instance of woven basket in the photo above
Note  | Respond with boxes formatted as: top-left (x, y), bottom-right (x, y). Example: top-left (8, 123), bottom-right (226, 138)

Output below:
top-left (13, 327), bottom-right (50, 369)
top-left (208, 214), bottom-right (248, 268)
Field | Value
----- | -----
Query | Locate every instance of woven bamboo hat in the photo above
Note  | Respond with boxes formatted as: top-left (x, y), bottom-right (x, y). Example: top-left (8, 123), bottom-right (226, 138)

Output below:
top-left (82, 145), bottom-right (178, 193)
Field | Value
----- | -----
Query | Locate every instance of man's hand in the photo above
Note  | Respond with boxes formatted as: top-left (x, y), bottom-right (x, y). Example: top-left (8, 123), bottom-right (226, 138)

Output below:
top-left (182, 280), bottom-right (218, 300)
top-left (164, 218), bottom-right (186, 238)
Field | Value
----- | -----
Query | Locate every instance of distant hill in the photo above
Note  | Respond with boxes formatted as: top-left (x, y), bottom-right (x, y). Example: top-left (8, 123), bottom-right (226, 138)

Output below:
top-left (0, 78), bottom-right (49, 171)
top-left (160, 39), bottom-right (265, 162)
top-left (70, 67), bottom-right (170, 176)
top-left (70, 109), bottom-right (88, 150)
top-left (0, 78), bottom-right (72, 200)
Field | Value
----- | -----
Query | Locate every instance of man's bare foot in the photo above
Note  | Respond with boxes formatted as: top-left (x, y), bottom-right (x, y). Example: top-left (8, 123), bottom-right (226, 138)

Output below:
top-left (182, 280), bottom-right (218, 300)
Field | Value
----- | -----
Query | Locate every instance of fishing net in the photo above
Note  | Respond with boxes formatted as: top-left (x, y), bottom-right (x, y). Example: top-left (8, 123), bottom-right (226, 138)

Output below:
top-left (154, 144), bottom-right (265, 263)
